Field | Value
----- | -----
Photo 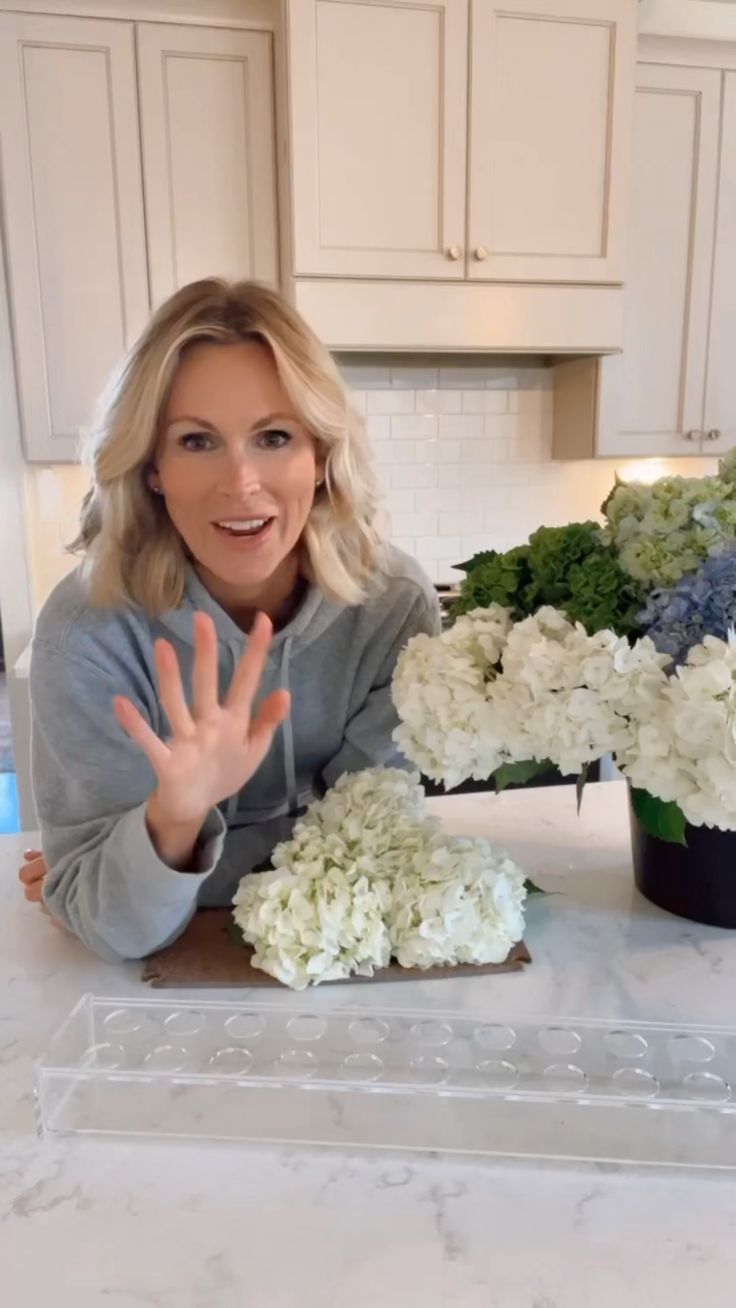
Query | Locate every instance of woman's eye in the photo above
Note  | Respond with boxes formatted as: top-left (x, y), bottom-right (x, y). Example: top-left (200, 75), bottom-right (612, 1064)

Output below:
top-left (259, 429), bottom-right (291, 450)
top-left (179, 432), bottom-right (214, 451)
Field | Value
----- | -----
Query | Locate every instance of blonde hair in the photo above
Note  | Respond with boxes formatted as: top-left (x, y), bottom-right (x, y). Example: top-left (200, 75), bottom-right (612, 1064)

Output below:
top-left (71, 278), bottom-right (384, 613)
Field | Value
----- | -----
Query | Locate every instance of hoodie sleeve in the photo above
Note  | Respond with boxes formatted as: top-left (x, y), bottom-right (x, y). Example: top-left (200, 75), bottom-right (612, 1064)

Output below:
top-left (30, 642), bottom-right (227, 962)
top-left (321, 586), bottom-right (441, 788)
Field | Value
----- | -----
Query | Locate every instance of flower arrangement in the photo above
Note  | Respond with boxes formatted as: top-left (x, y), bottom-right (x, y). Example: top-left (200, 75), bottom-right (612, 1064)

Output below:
top-left (232, 768), bottom-right (527, 988)
top-left (392, 451), bottom-right (736, 846)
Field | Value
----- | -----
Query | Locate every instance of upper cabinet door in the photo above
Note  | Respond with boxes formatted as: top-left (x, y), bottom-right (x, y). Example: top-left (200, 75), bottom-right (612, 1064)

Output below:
top-left (0, 14), bottom-right (149, 462)
top-left (703, 72), bottom-right (736, 455)
top-left (596, 63), bottom-right (722, 458)
top-left (137, 24), bottom-right (279, 307)
top-left (288, 0), bottom-right (468, 278)
top-left (468, 0), bottom-right (636, 284)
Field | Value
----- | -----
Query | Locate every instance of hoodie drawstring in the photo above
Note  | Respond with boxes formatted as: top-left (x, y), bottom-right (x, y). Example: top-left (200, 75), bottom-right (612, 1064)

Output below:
top-left (280, 636), bottom-right (299, 817)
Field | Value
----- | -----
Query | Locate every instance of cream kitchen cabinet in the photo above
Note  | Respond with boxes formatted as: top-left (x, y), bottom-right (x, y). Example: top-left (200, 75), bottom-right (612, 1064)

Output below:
top-left (0, 13), bottom-right (150, 463)
top-left (553, 59), bottom-right (736, 459)
top-left (0, 9), bottom-right (279, 463)
top-left (287, 0), bottom-right (636, 286)
top-left (137, 23), bottom-right (278, 307)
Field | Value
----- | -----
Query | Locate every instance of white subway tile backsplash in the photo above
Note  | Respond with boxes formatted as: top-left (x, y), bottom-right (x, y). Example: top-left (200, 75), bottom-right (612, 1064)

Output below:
top-left (419, 536), bottom-right (462, 561)
top-left (385, 488), bottom-right (416, 513)
top-left (340, 358), bottom-right (624, 584)
top-left (367, 390), bottom-right (415, 414)
top-left (391, 511), bottom-right (439, 537)
top-left (440, 508), bottom-right (483, 534)
top-left (391, 413), bottom-right (438, 441)
top-left (415, 389), bottom-right (463, 415)
top-left (390, 464), bottom-right (437, 489)
top-left (438, 413), bottom-right (485, 440)
top-left (461, 390), bottom-right (510, 415)
top-left (365, 415), bottom-right (391, 442)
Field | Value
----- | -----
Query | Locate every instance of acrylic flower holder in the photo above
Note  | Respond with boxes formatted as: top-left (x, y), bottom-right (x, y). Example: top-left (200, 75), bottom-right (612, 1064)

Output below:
top-left (35, 995), bottom-right (736, 1169)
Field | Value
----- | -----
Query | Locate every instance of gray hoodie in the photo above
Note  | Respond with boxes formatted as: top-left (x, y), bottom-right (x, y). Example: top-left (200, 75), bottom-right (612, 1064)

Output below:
top-left (30, 546), bottom-right (440, 962)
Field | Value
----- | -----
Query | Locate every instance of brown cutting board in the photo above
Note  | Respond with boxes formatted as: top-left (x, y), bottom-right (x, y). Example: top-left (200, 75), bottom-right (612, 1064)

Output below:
top-left (142, 908), bottom-right (531, 988)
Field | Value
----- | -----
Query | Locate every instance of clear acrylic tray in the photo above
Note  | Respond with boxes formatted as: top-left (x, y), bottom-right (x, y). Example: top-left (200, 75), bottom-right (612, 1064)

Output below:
top-left (35, 994), bottom-right (736, 1168)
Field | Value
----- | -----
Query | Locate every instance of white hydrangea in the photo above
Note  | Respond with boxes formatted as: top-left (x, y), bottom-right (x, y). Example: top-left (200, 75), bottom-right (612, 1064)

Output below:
top-left (389, 834), bottom-right (527, 969)
top-left (392, 605), bottom-right (670, 785)
top-left (391, 606), bottom-right (513, 789)
top-left (618, 632), bottom-right (736, 829)
top-left (232, 767), bottom-right (527, 988)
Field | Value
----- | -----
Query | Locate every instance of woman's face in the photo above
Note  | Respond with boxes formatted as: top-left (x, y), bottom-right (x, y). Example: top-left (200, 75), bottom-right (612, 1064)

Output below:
top-left (153, 340), bottom-right (323, 610)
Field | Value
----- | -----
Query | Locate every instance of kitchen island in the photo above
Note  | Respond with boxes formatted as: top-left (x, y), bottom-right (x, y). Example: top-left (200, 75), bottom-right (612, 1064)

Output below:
top-left (2, 781), bottom-right (736, 1308)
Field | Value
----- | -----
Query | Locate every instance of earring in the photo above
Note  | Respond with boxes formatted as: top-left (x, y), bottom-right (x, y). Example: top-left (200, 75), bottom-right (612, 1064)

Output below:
top-left (315, 479), bottom-right (324, 489)
top-left (152, 485), bottom-right (163, 496)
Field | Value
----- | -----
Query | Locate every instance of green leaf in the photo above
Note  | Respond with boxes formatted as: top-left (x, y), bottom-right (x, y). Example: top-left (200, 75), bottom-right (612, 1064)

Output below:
top-left (524, 877), bottom-right (546, 896)
top-left (453, 550), bottom-right (499, 574)
top-left (492, 759), bottom-right (554, 792)
top-left (631, 787), bottom-right (688, 846)
top-left (576, 763), bottom-right (590, 814)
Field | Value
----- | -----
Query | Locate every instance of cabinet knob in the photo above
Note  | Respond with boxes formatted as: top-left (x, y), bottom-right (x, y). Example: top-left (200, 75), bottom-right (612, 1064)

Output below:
top-left (684, 430), bottom-right (702, 441)
top-left (446, 245), bottom-right (461, 261)
top-left (706, 429), bottom-right (721, 442)
top-left (474, 246), bottom-right (488, 261)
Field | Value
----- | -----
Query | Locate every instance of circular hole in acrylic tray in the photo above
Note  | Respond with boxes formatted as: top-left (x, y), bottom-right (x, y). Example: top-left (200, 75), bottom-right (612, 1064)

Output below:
top-left (476, 1059), bottom-right (518, 1092)
top-left (81, 1042), bottom-right (127, 1070)
top-left (538, 1027), bottom-right (582, 1057)
top-left (348, 1017), bottom-right (390, 1047)
top-left (207, 1047), bottom-right (254, 1077)
top-left (611, 1067), bottom-right (660, 1100)
top-left (409, 1056), bottom-right (451, 1086)
top-left (102, 1009), bottom-right (144, 1036)
top-left (225, 1013), bottom-right (266, 1041)
top-left (473, 1024), bottom-right (517, 1053)
top-left (286, 1015), bottom-right (328, 1042)
top-left (542, 1064), bottom-right (588, 1095)
top-left (409, 1020), bottom-right (454, 1048)
top-left (668, 1034), bottom-right (716, 1064)
top-left (604, 1030), bottom-right (649, 1060)
top-left (142, 1044), bottom-right (189, 1074)
top-left (164, 1010), bottom-right (207, 1037)
top-left (274, 1050), bottom-right (319, 1078)
top-left (339, 1053), bottom-right (384, 1083)
top-left (680, 1072), bottom-right (732, 1105)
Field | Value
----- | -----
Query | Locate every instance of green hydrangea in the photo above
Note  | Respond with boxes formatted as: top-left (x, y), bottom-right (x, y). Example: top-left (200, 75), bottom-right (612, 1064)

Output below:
top-left (603, 474), bottom-right (736, 586)
top-left (453, 523), bottom-right (643, 636)
top-left (452, 545), bottom-right (531, 617)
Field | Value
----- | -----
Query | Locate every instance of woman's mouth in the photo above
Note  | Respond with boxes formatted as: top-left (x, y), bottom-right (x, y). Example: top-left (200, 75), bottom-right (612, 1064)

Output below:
top-left (213, 517), bottom-right (274, 545)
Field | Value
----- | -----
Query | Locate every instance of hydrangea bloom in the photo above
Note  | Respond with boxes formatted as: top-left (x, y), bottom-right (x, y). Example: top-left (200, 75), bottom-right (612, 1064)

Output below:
top-left (637, 543), bottom-right (736, 665)
top-left (392, 605), bottom-right (670, 785)
top-left (232, 768), bottom-right (527, 987)
top-left (603, 475), bottom-right (736, 586)
top-left (617, 634), bottom-right (736, 830)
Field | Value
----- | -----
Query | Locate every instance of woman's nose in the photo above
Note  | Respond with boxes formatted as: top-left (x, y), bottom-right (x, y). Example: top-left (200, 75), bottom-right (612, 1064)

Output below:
top-left (220, 452), bottom-right (262, 496)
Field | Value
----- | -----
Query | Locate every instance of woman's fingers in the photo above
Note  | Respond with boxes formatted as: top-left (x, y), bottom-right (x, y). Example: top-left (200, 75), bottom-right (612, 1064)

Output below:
top-left (19, 854), bottom-right (46, 885)
top-left (225, 613), bottom-right (273, 720)
top-left (24, 876), bottom-right (44, 903)
top-left (23, 847), bottom-right (42, 861)
top-left (192, 611), bottom-right (219, 717)
top-left (154, 638), bottom-right (194, 737)
top-left (114, 695), bottom-right (170, 773)
top-left (248, 690), bottom-right (291, 766)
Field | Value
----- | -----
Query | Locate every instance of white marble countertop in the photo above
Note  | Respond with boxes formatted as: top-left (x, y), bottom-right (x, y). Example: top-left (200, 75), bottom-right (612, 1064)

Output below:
top-left (3, 780), bottom-right (736, 1308)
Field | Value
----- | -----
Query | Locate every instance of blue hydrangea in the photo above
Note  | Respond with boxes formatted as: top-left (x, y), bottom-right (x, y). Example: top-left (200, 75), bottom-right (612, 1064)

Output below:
top-left (638, 543), bottom-right (736, 665)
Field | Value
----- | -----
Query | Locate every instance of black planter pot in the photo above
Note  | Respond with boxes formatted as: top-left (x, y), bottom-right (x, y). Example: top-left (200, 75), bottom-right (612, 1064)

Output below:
top-left (629, 792), bottom-right (736, 928)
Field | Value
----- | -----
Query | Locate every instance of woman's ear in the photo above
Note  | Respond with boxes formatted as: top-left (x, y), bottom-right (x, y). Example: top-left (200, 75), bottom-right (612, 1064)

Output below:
top-left (146, 465), bottom-right (162, 495)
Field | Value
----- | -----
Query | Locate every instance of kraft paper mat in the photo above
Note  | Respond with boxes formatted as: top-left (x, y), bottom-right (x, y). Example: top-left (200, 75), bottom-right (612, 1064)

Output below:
top-left (142, 908), bottom-right (532, 988)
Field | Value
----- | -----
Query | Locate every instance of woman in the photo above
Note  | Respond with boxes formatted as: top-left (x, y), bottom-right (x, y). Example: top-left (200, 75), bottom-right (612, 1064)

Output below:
top-left (19, 279), bottom-right (440, 962)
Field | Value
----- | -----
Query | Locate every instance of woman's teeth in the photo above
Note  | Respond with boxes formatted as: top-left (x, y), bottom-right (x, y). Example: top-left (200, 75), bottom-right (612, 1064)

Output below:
top-left (216, 518), bottom-right (270, 537)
